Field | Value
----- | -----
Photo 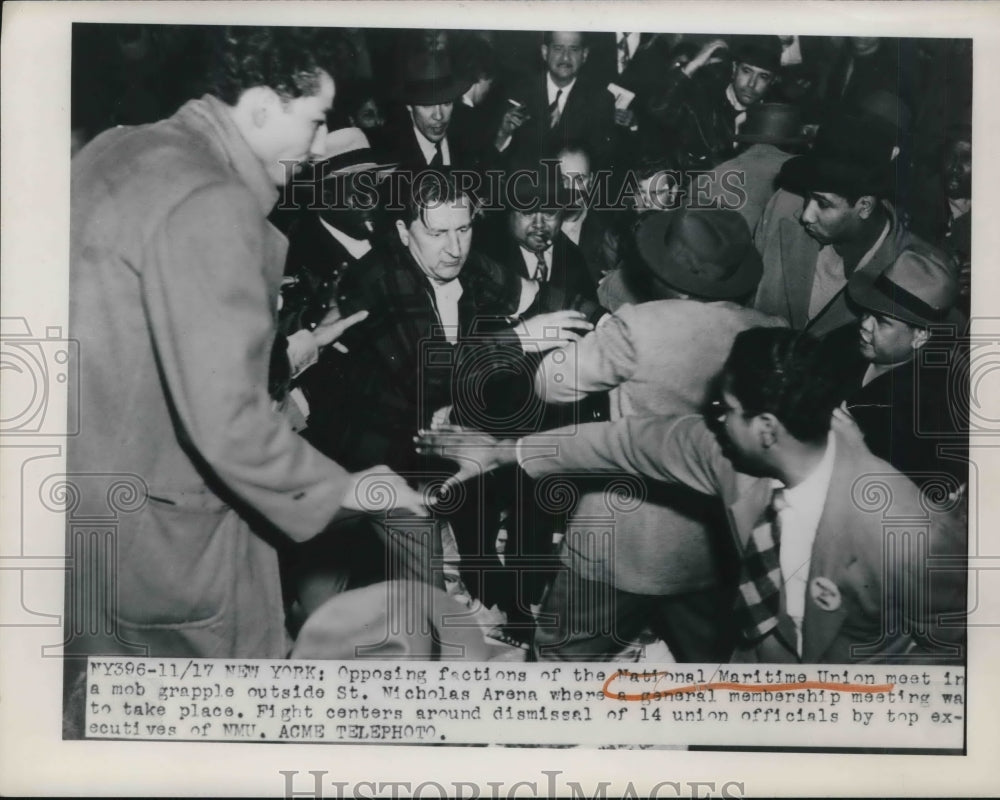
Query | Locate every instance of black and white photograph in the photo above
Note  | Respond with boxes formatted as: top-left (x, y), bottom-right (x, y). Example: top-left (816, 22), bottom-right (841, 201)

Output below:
top-left (2, 1), bottom-right (999, 796)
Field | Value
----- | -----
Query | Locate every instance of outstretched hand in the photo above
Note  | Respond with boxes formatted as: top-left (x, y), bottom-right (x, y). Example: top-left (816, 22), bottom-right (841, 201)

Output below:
top-left (514, 309), bottom-right (594, 353)
top-left (313, 308), bottom-right (369, 353)
top-left (341, 465), bottom-right (429, 517)
top-left (414, 425), bottom-right (519, 497)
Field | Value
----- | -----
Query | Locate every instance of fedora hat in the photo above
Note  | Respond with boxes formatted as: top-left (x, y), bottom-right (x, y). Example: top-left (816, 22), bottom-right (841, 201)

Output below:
top-left (848, 243), bottom-right (963, 328)
top-left (779, 114), bottom-right (894, 198)
top-left (397, 50), bottom-right (473, 106)
top-left (311, 127), bottom-right (397, 181)
top-left (735, 103), bottom-right (805, 146)
top-left (634, 208), bottom-right (763, 300)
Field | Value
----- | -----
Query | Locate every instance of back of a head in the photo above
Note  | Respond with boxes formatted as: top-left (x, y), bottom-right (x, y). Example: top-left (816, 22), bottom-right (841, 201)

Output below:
top-left (723, 328), bottom-right (841, 444)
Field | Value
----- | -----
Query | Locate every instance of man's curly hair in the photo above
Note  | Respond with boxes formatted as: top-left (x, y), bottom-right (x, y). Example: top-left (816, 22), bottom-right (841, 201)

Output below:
top-left (209, 26), bottom-right (336, 106)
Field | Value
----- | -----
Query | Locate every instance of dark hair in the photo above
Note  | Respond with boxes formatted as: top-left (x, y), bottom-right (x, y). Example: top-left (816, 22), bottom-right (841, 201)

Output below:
top-left (401, 170), bottom-right (481, 227)
top-left (543, 31), bottom-right (589, 47)
top-left (209, 27), bottom-right (336, 106)
top-left (335, 79), bottom-right (384, 120)
top-left (722, 328), bottom-right (840, 443)
top-left (452, 34), bottom-right (497, 83)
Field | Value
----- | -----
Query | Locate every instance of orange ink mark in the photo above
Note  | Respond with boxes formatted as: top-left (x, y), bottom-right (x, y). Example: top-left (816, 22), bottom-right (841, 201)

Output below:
top-left (602, 670), bottom-right (895, 701)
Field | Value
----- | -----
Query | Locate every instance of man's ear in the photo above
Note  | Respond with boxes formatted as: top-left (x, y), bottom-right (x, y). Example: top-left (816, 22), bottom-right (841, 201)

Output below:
top-left (581, 47), bottom-right (589, 64)
top-left (237, 86), bottom-right (276, 129)
top-left (855, 194), bottom-right (876, 220)
top-left (756, 413), bottom-right (780, 448)
top-left (911, 327), bottom-right (931, 351)
top-left (395, 218), bottom-right (410, 246)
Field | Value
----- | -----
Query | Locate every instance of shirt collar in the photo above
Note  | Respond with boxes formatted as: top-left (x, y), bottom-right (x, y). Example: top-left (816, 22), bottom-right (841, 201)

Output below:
top-left (412, 125), bottom-right (449, 164)
top-left (318, 217), bottom-right (372, 259)
top-left (519, 244), bottom-right (552, 279)
top-left (725, 83), bottom-right (747, 112)
top-left (948, 197), bottom-right (971, 219)
top-left (547, 73), bottom-right (576, 104)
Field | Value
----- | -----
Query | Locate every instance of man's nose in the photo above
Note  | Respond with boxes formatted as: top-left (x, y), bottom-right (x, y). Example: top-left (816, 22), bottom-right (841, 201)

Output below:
top-left (309, 124), bottom-right (329, 160)
top-left (444, 230), bottom-right (463, 256)
top-left (801, 199), bottom-right (818, 224)
top-left (859, 313), bottom-right (875, 332)
top-left (430, 105), bottom-right (445, 121)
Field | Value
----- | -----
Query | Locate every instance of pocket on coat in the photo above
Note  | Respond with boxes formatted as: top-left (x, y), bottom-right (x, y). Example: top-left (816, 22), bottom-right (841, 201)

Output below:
top-left (115, 490), bottom-right (235, 627)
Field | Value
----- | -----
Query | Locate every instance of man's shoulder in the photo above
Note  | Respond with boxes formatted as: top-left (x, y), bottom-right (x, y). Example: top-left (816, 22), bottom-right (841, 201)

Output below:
top-left (75, 117), bottom-right (250, 215)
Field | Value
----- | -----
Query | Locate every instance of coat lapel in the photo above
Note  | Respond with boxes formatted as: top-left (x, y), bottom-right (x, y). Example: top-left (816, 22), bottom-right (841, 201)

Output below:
top-left (801, 443), bottom-right (855, 661)
top-left (778, 216), bottom-right (820, 329)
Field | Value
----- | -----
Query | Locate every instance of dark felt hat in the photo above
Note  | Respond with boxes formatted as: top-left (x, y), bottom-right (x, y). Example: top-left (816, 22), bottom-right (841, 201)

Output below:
top-left (735, 103), bottom-right (805, 146)
top-left (635, 208), bottom-right (763, 300)
top-left (848, 243), bottom-right (963, 328)
top-left (779, 114), bottom-right (895, 198)
top-left (397, 50), bottom-right (473, 106)
top-left (732, 35), bottom-right (783, 73)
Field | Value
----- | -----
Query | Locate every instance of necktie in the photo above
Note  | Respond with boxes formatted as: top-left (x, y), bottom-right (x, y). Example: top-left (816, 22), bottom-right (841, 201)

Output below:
top-left (735, 488), bottom-right (787, 643)
top-left (617, 33), bottom-right (632, 73)
top-left (535, 251), bottom-right (549, 283)
top-left (429, 140), bottom-right (443, 169)
top-left (548, 89), bottom-right (563, 129)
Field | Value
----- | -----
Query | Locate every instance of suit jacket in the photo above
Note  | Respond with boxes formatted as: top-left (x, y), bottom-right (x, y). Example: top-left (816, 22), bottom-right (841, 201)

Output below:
top-left (304, 240), bottom-right (525, 472)
top-left (279, 213), bottom-right (365, 336)
top-left (753, 190), bottom-right (924, 335)
top-left (533, 300), bottom-right (787, 595)
top-left (68, 96), bottom-right (355, 658)
top-left (504, 73), bottom-right (616, 166)
top-left (376, 119), bottom-right (483, 176)
top-left (646, 67), bottom-right (746, 171)
top-left (709, 143), bottom-right (795, 233)
top-left (481, 229), bottom-right (600, 316)
top-left (521, 415), bottom-right (967, 663)
top-left (584, 33), bottom-right (673, 102)
top-left (822, 324), bottom-right (970, 490)
top-left (568, 209), bottom-right (617, 285)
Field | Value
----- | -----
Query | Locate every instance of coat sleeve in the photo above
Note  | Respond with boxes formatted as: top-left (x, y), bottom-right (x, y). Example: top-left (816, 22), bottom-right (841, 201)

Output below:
top-left (141, 182), bottom-right (356, 541)
top-left (533, 307), bottom-right (637, 405)
top-left (518, 414), bottom-right (729, 498)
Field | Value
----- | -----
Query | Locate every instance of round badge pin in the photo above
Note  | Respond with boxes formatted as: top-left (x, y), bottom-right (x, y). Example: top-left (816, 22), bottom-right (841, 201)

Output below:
top-left (810, 576), bottom-right (842, 611)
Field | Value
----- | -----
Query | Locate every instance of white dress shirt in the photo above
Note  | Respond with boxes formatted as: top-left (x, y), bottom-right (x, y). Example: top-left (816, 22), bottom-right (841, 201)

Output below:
top-left (725, 83), bottom-right (748, 135)
top-left (616, 32), bottom-right (641, 73)
top-left (413, 125), bottom-right (451, 166)
top-left (772, 430), bottom-right (837, 654)
top-left (428, 278), bottom-right (464, 344)
top-left (547, 73), bottom-right (576, 117)
top-left (519, 244), bottom-right (553, 281)
top-left (808, 220), bottom-right (890, 322)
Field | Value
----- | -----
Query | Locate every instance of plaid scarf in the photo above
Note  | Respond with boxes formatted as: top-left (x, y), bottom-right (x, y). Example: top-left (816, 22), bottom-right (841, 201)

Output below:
top-left (735, 488), bottom-right (787, 642)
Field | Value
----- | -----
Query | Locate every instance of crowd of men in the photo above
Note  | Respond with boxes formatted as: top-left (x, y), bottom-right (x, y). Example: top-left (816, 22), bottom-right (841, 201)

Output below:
top-left (67, 26), bottom-right (971, 677)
